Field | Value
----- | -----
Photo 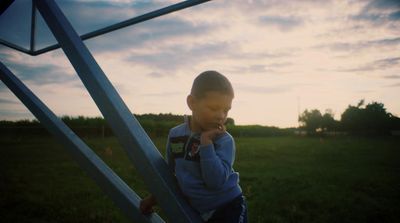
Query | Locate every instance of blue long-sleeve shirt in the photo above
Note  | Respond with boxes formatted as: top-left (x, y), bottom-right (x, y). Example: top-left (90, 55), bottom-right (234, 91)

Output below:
top-left (166, 121), bottom-right (242, 214)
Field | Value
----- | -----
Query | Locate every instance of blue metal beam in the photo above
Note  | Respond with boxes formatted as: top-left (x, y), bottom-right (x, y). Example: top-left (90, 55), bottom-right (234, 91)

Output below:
top-left (34, 0), bottom-right (202, 222)
top-left (0, 0), bottom-right (210, 56)
top-left (30, 0), bottom-right (36, 52)
top-left (0, 61), bottom-right (164, 223)
top-left (0, 39), bottom-right (31, 54)
top-left (0, 0), bottom-right (14, 16)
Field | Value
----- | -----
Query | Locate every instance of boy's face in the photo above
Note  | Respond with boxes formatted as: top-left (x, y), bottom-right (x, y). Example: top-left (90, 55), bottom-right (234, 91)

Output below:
top-left (187, 91), bottom-right (233, 132)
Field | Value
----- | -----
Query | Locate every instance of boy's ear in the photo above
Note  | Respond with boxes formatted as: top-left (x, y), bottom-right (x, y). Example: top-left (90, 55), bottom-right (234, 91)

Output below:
top-left (187, 95), bottom-right (195, 111)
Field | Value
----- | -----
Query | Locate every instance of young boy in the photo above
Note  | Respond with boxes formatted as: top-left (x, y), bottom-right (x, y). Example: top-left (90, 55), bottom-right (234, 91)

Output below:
top-left (140, 71), bottom-right (247, 222)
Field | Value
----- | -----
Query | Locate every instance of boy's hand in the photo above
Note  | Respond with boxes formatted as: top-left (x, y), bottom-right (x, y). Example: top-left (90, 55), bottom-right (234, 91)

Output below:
top-left (140, 195), bottom-right (157, 215)
top-left (200, 124), bottom-right (226, 145)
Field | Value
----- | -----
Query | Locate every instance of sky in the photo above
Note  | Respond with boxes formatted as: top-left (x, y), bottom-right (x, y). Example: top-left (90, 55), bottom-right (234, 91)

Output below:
top-left (0, 0), bottom-right (399, 128)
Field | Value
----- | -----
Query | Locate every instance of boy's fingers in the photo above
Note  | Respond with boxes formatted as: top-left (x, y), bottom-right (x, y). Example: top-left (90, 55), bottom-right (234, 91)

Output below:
top-left (145, 210), bottom-right (153, 215)
top-left (142, 207), bottom-right (154, 215)
top-left (140, 199), bottom-right (155, 215)
top-left (217, 124), bottom-right (226, 133)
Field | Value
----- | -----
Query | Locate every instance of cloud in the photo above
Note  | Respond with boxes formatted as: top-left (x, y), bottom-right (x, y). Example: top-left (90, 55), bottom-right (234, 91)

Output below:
top-left (229, 65), bottom-right (273, 75)
top-left (140, 91), bottom-right (183, 97)
top-left (388, 10), bottom-right (400, 21)
top-left (0, 98), bottom-right (19, 104)
top-left (336, 56), bottom-right (400, 72)
top-left (0, 108), bottom-right (34, 120)
top-left (315, 37), bottom-right (400, 52)
top-left (228, 62), bottom-right (293, 75)
top-left (363, 0), bottom-right (400, 11)
top-left (383, 74), bottom-right (400, 79)
top-left (86, 16), bottom-right (216, 53)
top-left (1, 0), bottom-right (212, 52)
top-left (1, 0), bottom-right (399, 126)
top-left (375, 57), bottom-right (400, 66)
top-left (147, 72), bottom-right (163, 78)
top-left (384, 82), bottom-right (400, 87)
top-left (0, 84), bottom-right (9, 93)
top-left (231, 0), bottom-right (334, 15)
top-left (0, 47), bottom-right (81, 88)
top-left (236, 83), bottom-right (291, 94)
top-left (258, 15), bottom-right (304, 31)
top-left (124, 41), bottom-right (232, 74)
top-left (53, 0), bottom-right (168, 34)
top-left (121, 34), bottom-right (296, 77)
top-left (5, 62), bottom-right (78, 86)
top-left (351, 0), bottom-right (400, 25)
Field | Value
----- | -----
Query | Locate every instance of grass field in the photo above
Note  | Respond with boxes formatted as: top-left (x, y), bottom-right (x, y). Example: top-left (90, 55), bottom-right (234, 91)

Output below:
top-left (1, 135), bottom-right (399, 223)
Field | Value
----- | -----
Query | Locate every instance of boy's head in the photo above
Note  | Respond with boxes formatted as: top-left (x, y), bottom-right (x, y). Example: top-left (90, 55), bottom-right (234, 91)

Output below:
top-left (190, 70), bottom-right (234, 99)
top-left (187, 71), bottom-right (234, 132)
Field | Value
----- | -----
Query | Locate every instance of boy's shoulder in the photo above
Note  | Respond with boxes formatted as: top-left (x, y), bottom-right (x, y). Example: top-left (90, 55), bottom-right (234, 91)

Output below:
top-left (169, 122), bottom-right (189, 138)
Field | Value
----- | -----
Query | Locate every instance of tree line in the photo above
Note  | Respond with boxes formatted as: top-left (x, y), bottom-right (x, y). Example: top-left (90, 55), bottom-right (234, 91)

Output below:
top-left (0, 113), bottom-right (243, 138)
top-left (0, 113), bottom-right (294, 138)
top-left (298, 100), bottom-right (400, 135)
top-left (2, 100), bottom-right (399, 138)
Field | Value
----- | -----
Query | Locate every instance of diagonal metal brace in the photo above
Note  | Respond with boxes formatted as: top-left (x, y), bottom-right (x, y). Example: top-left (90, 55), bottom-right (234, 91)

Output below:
top-left (34, 0), bottom-right (202, 222)
top-left (32, 0), bottom-right (211, 56)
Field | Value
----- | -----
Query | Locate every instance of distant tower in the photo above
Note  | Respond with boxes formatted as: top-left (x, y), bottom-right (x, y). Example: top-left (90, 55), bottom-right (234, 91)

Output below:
top-left (297, 96), bottom-right (301, 127)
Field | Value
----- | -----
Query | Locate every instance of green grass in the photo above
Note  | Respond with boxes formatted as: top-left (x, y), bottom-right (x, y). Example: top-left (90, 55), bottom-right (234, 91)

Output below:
top-left (236, 137), bottom-right (400, 223)
top-left (1, 135), bottom-right (399, 222)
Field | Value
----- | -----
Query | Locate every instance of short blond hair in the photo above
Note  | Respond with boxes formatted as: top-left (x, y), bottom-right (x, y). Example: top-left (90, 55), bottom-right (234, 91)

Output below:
top-left (190, 70), bottom-right (234, 99)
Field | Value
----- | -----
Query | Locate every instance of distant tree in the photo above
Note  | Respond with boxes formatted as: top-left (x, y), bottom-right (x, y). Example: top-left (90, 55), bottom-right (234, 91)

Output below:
top-left (341, 105), bottom-right (364, 133)
top-left (225, 117), bottom-right (235, 126)
top-left (389, 115), bottom-right (400, 131)
top-left (341, 100), bottom-right (393, 135)
top-left (299, 109), bottom-right (341, 135)
top-left (298, 109), bottom-right (323, 134)
top-left (357, 99), bottom-right (365, 108)
top-left (321, 109), bottom-right (337, 132)
top-left (364, 102), bottom-right (391, 134)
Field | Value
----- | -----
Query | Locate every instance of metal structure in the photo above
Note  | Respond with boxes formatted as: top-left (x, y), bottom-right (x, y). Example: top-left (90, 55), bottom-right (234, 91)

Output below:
top-left (0, 0), bottom-right (211, 222)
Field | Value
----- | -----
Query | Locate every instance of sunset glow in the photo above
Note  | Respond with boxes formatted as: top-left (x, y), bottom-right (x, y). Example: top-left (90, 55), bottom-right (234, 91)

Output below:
top-left (1, 0), bottom-right (399, 127)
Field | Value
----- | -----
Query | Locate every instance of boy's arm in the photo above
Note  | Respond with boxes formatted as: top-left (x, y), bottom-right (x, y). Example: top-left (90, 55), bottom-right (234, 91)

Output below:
top-left (199, 131), bottom-right (235, 190)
